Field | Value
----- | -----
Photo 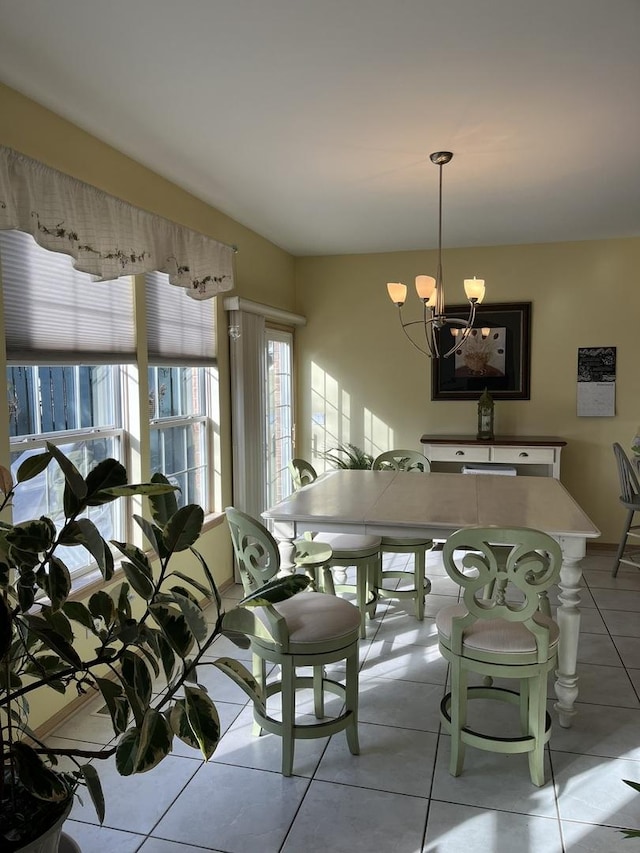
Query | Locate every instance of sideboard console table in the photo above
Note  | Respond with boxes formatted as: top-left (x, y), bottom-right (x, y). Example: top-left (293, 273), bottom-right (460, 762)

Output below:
top-left (419, 435), bottom-right (566, 479)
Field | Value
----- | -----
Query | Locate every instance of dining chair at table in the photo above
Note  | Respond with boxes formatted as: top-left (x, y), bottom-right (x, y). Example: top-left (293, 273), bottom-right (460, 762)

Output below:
top-left (224, 506), bottom-right (361, 776)
top-left (436, 525), bottom-right (562, 786)
top-left (288, 459), bottom-right (382, 638)
top-left (371, 450), bottom-right (433, 620)
top-left (612, 441), bottom-right (640, 577)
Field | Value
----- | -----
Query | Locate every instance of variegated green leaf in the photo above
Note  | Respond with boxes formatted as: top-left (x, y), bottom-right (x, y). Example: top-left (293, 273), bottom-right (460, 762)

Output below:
top-left (0, 463), bottom-right (13, 495)
top-left (47, 441), bottom-right (87, 500)
top-left (84, 458), bottom-right (128, 505)
top-left (115, 728), bottom-right (138, 777)
top-left (149, 603), bottom-right (194, 657)
top-left (25, 615), bottom-right (81, 667)
top-left (132, 514), bottom-right (167, 558)
top-left (170, 591), bottom-right (208, 644)
top-left (170, 570), bottom-right (211, 601)
top-left (95, 676), bottom-right (130, 735)
top-left (121, 650), bottom-right (153, 714)
top-left (121, 560), bottom-right (154, 600)
top-left (148, 472), bottom-right (179, 525)
top-left (169, 700), bottom-right (200, 749)
top-left (190, 546), bottom-right (222, 612)
top-left (41, 602), bottom-right (74, 645)
top-left (16, 450), bottom-right (52, 483)
top-left (63, 600), bottom-right (96, 631)
top-left (45, 555), bottom-right (71, 611)
top-left (163, 505), bottom-right (204, 554)
top-left (183, 685), bottom-right (220, 759)
top-left (134, 707), bottom-right (173, 772)
top-left (12, 742), bottom-right (70, 802)
top-left (88, 590), bottom-right (116, 628)
top-left (80, 762), bottom-right (105, 823)
top-left (211, 657), bottom-right (264, 709)
top-left (240, 573), bottom-right (310, 606)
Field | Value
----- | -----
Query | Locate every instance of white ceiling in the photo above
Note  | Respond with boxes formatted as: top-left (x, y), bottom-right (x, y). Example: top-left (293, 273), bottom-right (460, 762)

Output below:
top-left (0, 0), bottom-right (639, 256)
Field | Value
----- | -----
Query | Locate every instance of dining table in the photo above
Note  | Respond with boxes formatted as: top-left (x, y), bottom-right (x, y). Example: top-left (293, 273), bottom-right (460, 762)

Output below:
top-left (262, 468), bottom-right (601, 728)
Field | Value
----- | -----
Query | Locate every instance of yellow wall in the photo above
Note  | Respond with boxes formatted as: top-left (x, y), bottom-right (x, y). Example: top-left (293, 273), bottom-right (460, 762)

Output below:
top-left (294, 239), bottom-right (640, 544)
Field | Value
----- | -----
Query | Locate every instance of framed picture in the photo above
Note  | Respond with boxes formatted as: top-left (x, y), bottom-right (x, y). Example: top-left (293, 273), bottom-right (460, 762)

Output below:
top-left (431, 301), bottom-right (531, 400)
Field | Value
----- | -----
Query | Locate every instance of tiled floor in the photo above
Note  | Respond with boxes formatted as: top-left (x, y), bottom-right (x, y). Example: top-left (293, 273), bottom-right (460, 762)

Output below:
top-left (54, 549), bottom-right (640, 852)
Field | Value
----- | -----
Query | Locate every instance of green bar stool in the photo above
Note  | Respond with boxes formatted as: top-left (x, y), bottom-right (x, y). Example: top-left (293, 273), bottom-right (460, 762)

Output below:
top-left (288, 459), bottom-right (381, 638)
top-left (612, 442), bottom-right (640, 576)
top-left (224, 506), bottom-right (361, 777)
top-left (436, 526), bottom-right (562, 786)
top-left (371, 450), bottom-right (433, 620)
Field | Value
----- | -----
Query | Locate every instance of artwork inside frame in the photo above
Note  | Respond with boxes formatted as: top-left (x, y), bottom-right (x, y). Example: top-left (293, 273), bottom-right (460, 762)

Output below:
top-left (431, 301), bottom-right (531, 400)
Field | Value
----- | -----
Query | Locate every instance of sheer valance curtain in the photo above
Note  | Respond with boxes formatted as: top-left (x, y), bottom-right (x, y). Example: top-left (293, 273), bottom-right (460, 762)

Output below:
top-left (0, 145), bottom-right (235, 299)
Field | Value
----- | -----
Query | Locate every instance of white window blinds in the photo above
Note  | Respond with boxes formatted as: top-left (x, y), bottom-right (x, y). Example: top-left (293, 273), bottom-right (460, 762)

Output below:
top-left (146, 271), bottom-right (217, 365)
top-left (1, 230), bottom-right (135, 364)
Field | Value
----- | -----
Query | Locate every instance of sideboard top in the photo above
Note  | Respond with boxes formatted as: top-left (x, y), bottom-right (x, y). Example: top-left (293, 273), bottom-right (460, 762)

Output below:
top-left (420, 435), bottom-right (567, 447)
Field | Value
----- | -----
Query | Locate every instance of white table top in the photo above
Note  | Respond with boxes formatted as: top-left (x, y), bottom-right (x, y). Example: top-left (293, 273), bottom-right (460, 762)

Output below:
top-left (263, 470), bottom-right (600, 541)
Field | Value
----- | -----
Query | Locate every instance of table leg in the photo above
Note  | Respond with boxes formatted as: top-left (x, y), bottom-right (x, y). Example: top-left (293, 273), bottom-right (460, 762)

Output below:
top-left (271, 521), bottom-right (298, 574)
top-left (554, 536), bottom-right (586, 728)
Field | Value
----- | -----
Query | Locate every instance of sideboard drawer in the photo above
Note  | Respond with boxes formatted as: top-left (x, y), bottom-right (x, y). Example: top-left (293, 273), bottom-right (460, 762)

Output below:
top-left (492, 447), bottom-right (556, 466)
top-left (430, 446), bottom-right (492, 463)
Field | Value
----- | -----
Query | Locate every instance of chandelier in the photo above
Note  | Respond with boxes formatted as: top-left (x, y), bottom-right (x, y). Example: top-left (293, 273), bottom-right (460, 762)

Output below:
top-left (387, 151), bottom-right (486, 359)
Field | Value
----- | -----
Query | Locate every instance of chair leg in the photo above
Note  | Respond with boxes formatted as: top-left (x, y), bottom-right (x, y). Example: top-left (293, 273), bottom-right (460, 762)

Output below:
top-left (613, 509), bottom-right (634, 577)
top-left (449, 661), bottom-right (467, 777)
top-left (313, 665), bottom-right (324, 719)
top-left (356, 564), bottom-right (368, 638)
top-left (322, 566), bottom-right (336, 595)
top-left (281, 658), bottom-right (296, 777)
top-left (345, 644), bottom-right (360, 756)
top-left (415, 548), bottom-right (426, 621)
top-left (527, 673), bottom-right (548, 787)
top-left (252, 653), bottom-right (266, 736)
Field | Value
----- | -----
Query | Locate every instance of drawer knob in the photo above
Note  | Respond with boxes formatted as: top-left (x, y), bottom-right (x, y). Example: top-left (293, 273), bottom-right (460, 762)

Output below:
top-left (519, 452), bottom-right (529, 458)
top-left (455, 450), bottom-right (465, 456)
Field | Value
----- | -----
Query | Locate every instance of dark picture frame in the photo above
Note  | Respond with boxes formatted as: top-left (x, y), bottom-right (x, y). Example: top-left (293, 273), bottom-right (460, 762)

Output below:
top-left (431, 301), bottom-right (531, 400)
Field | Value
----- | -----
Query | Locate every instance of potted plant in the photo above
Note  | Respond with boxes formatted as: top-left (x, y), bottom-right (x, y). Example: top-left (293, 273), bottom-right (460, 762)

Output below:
top-left (321, 442), bottom-right (373, 469)
top-left (0, 443), bottom-right (305, 851)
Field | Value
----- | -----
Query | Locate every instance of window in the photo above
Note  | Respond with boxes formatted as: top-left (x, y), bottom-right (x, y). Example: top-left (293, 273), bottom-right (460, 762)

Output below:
top-left (1, 235), bottom-right (221, 582)
top-left (149, 366), bottom-right (212, 508)
top-left (8, 364), bottom-right (124, 577)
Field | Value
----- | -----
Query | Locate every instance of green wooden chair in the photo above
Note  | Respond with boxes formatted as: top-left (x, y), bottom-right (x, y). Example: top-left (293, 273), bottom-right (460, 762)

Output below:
top-left (288, 459), bottom-right (381, 638)
top-left (612, 442), bottom-right (640, 576)
top-left (224, 506), bottom-right (360, 776)
top-left (371, 450), bottom-right (433, 620)
top-left (436, 526), bottom-right (562, 786)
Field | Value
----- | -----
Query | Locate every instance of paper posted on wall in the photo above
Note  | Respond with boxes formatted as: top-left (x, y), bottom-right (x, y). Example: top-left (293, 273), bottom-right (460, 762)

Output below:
top-left (577, 347), bottom-right (616, 417)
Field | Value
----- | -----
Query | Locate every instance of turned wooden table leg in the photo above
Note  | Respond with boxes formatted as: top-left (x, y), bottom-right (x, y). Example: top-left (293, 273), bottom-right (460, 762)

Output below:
top-left (554, 535), bottom-right (586, 728)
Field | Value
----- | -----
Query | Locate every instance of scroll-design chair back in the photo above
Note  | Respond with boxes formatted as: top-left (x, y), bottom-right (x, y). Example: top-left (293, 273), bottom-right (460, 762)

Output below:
top-left (612, 442), bottom-right (640, 576)
top-left (370, 450), bottom-right (433, 620)
top-left (287, 459), bottom-right (382, 638)
top-left (372, 449), bottom-right (430, 473)
top-left (289, 457), bottom-right (317, 490)
top-left (224, 506), bottom-right (360, 776)
top-left (436, 526), bottom-right (562, 786)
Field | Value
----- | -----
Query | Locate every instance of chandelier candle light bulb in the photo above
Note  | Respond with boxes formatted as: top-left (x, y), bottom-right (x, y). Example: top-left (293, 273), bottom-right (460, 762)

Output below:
top-left (386, 151), bottom-right (487, 359)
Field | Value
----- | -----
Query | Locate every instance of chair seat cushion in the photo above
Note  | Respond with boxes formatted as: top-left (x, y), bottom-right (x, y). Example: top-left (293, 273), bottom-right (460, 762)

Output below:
top-left (258, 591), bottom-right (361, 644)
top-left (314, 532), bottom-right (381, 557)
top-left (381, 536), bottom-right (432, 547)
top-left (436, 603), bottom-right (560, 655)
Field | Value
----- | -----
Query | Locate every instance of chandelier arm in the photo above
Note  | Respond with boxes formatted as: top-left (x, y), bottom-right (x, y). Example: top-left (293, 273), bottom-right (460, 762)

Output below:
top-left (397, 311), bottom-right (435, 357)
